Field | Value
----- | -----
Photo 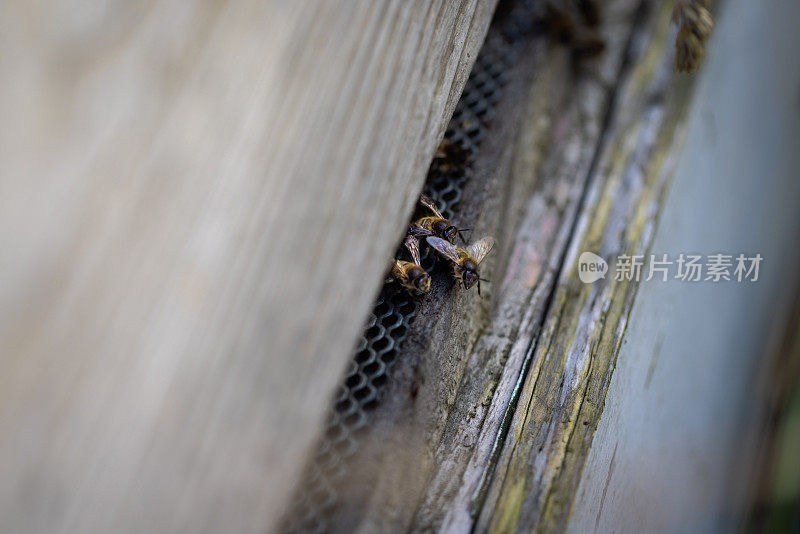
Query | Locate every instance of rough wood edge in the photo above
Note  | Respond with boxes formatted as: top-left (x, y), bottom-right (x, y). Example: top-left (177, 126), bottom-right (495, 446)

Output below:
top-left (480, 2), bottom-right (702, 531)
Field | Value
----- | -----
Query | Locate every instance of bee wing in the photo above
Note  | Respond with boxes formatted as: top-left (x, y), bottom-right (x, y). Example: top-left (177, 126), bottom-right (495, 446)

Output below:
top-left (403, 236), bottom-right (422, 265)
top-left (426, 236), bottom-right (460, 264)
top-left (419, 193), bottom-right (445, 219)
top-left (407, 223), bottom-right (433, 239)
top-left (466, 236), bottom-right (495, 265)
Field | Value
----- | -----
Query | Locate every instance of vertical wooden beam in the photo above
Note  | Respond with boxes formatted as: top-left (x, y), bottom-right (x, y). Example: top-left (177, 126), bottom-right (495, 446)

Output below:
top-left (0, 1), bottom-right (497, 532)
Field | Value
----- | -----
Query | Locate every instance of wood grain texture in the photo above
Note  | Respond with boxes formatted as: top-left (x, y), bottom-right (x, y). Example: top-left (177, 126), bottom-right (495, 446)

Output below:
top-left (480, 2), bottom-right (697, 531)
top-left (568, 0), bottom-right (800, 528)
top-left (309, 1), bottom-right (705, 532)
top-left (0, 1), bottom-right (497, 532)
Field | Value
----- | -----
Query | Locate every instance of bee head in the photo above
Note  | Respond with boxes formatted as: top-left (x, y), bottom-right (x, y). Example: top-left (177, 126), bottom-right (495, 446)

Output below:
top-left (462, 268), bottom-right (479, 290)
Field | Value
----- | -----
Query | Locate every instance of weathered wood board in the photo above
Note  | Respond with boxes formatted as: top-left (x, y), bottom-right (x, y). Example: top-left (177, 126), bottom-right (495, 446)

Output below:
top-left (568, 0), bottom-right (800, 528)
top-left (0, 1), bottom-right (498, 532)
top-left (477, 3), bottom-right (695, 530)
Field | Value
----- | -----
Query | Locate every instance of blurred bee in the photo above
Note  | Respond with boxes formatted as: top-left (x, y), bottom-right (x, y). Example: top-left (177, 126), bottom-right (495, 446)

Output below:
top-left (408, 194), bottom-right (470, 245)
top-left (390, 236), bottom-right (431, 295)
top-left (672, 0), bottom-right (713, 73)
top-left (576, 0), bottom-right (600, 27)
top-left (540, 1), bottom-right (605, 62)
top-left (434, 140), bottom-right (471, 171)
top-left (426, 236), bottom-right (494, 296)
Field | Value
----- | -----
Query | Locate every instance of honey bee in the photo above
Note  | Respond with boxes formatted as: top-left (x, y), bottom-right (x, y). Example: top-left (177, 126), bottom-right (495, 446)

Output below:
top-left (426, 236), bottom-right (494, 295)
top-left (576, 0), bottom-right (600, 27)
top-left (390, 236), bottom-right (431, 294)
top-left (540, 1), bottom-right (605, 62)
top-left (434, 140), bottom-right (471, 170)
top-left (408, 194), bottom-right (469, 245)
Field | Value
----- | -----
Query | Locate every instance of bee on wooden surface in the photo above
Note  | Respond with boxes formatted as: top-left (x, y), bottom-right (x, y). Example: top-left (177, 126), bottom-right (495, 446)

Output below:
top-left (408, 194), bottom-right (469, 245)
top-left (576, 0), bottom-right (600, 27)
top-left (434, 140), bottom-right (471, 170)
top-left (426, 236), bottom-right (494, 296)
top-left (672, 0), bottom-right (713, 73)
top-left (390, 236), bottom-right (431, 295)
top-left (540, 1), bottom-right (605, 62)
top-left (542, 1), bottom-right (576, 43)
top-left (570, 34), bottom-right (606, 60)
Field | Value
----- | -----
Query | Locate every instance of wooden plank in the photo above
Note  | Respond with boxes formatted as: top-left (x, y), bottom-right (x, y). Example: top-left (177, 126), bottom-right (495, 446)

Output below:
top-left (0, 1), bottom-right (497, 532)
top-left (569, 0), bottom-right (800, 528)
top-left (479, 2), bottom-right (699, 531)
